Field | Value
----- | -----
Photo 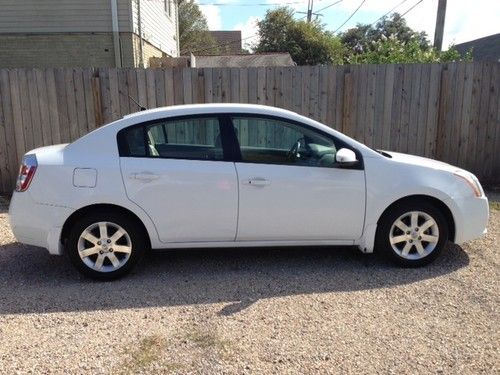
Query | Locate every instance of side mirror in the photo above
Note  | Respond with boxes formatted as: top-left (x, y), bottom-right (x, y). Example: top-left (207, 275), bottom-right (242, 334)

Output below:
top-left (336, 148), bottom-right (358, 167)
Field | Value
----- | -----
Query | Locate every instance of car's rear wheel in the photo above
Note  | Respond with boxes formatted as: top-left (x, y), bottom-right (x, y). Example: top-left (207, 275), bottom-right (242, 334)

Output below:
top-left (376, 200), bottom-right (449, 267)
top-left (66, 212), bottom-right (146, 280)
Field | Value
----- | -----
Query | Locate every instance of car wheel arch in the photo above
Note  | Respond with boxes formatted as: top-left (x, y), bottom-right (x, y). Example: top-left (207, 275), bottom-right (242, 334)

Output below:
top-left (60, 203), bottom-right (152, 252)
top-left (376, 195), bottom-right (456, 242)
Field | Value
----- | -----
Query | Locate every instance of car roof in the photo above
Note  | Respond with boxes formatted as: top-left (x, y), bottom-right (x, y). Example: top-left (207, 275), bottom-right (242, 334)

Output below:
top-left (122, 103), bottom-right (302, 121)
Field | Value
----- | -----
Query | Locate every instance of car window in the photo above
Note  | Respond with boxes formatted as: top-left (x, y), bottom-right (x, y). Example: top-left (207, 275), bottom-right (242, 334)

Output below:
top-left (118, 117), bottom-right (224, 161)
top-left (231, 116), bottom-right (338, 167)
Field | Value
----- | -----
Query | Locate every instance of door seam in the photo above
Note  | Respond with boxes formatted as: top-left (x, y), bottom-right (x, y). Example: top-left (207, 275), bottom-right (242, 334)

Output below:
top-left (233, 162), bottom-right (240, 241)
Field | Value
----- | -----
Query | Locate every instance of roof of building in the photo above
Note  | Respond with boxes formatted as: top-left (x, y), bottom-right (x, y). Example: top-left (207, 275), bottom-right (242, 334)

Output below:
top-left (209, 31), bottom-right (242, 54)
top-left (194, 53), bottom-right (296, 68)
top-left (455, 33), bottom-right (500, 62)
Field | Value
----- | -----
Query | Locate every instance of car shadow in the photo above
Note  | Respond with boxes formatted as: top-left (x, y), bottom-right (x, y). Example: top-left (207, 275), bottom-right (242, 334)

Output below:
top-left (0, 241), bottom-right (470, 315)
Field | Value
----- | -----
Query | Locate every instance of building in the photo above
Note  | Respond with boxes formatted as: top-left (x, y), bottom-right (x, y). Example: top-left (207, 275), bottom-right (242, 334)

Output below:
top-left (0, 0), bottom-right (179, 68)
top-left (455, 33), bottom-right (500, 62)
top-left (209, 31), bottom-right (242, 54)
top-left (150, 52), bottom-right (296, 68)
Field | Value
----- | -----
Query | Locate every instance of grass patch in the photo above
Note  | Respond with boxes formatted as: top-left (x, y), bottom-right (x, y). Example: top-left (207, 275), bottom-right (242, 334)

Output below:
top-left (119, 334), bottom-right (179, 374)
top-left (490, 201), bottom-right (500, 211)
top-left (186, 329), bottom-right (231, 352)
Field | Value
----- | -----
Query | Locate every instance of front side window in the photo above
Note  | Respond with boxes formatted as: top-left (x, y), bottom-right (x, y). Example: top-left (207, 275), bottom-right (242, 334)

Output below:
top-left (231, 116), bottom-right (338, 167)
top-left (118, 117), bottom-right (224, 161)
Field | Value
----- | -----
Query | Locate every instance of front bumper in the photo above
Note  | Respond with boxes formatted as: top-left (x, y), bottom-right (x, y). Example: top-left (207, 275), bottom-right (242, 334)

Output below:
top-left (445, 195), bottom-right (489, 244)
top-left (9, 192), bottom-right (73, 255)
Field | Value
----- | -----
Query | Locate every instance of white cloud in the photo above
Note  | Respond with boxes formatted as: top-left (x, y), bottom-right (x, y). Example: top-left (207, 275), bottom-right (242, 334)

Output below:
top-left (197, 3), bottom-right (222, 30)
top-left (233, 16), bottom-right (261, 51)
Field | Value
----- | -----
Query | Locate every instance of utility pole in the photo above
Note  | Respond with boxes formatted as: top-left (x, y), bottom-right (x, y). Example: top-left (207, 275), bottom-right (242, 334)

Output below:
top-left (307, 0), bottom-right (314, 22)
top-left (433, 0), bottom-right (447, 51)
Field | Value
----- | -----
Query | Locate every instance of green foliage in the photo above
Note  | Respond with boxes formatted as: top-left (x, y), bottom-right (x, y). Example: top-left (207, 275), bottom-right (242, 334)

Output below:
top-left (178, 0), bottom-right (219, 55)
top-left (340, 13), bottom-right (471, 64)
top-left (255, 7), bottom-right (345, 65)
top-left (345, 36), bottom-right (471, 64)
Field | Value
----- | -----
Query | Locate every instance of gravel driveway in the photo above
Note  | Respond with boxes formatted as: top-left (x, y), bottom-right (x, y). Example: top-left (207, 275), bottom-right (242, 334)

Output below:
top-left (0, 195), bottom-right (498, 374)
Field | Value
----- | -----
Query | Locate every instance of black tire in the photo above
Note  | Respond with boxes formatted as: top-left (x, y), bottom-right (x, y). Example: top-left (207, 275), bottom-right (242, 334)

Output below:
top-left (375, 200), bottom-right (449, 267)
top-left (66, 211), bottom-right (147, 280)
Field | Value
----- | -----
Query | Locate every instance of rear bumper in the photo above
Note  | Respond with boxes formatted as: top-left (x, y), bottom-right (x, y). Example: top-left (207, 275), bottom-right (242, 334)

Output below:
top-left (445, 195), bottom-right (489, 244)
top-left (8, 192), bottom-right (73, 255)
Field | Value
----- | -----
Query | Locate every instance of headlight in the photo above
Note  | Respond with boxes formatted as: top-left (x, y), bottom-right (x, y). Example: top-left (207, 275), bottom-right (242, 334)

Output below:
top-left (454, 170), bottom-right (483, 197)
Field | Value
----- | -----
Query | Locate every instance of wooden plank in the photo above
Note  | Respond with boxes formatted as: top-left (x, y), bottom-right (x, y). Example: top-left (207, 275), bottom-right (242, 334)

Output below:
top-left (221, 68), bottom-right (230, 103)
top-left (0, 73), bottom-right (10, 191)
top-left (34, 68), bottom-right (52, 145)
top-left (108, 68), bottom-right (120, 120)
top-left (300, 65), bottom-right (310, 117)
top-left (230, 67), bottom-right (240, 103)
top-left (397, 64), bottom-right (413, 153)
top-left (424, 64), bottom-right (442, 158)
top-left (73, 68), bottom-right (89, 137)
top-left (0, 70), bottom-right (20, 190)
top-left (194, 68), bottom-right (205, 104)
top-left (25, 69), bottom-right (42, 148)
top-left (117, 68), bottom-right (131, 117)
top-left (389, 64), bottom-right (404, 151)
top-left (457, 63), bottom-right (474, 168)
top-left (318, 66), bottom-right (329, 125)
top-left (443, 63), bottom-right (460, 163)
top-left (97, 68), bottom-right (112, 125)
top-left (380, 64), bottom-right (395, 150)
top-left (239, 67), bottom-right (249, 104)
top-left (474, 62), bottom-right (493, 180)
top-left (407, 64), bottom-right (423, 155)
top-left (291, 67), bottom-right (302, 115)
top-left (164, 69), bottom-right (174, 106)
top-left (247, 67), bottom-right (257, 104)
top-left (256, 67), bottom-right (266, 105)
top-left (482, 62), bottom-right (499, 181)
top-left (82, 68), bottom-right (97, 132)
top-left (145, 68), bottom-right (157, 108)
top-left (17, 69), bottom-right (35, 151)
top-left (54, 68), bottom-right (70, 143)
top-left (136, 69), bottom-right (147, 110)
top-left (265, 66), bottom-right (275, 106)
top-left (364, 64), bottom-right (377, 148)
top-left (203, 68), bottom-right (213, 104)
top-left (90, 74), bottom-right (104, 128)
top-left (448, 62), bottom-right (466, 165)
top-left (44, 68), bottom-right (61, 143)
top-left (173, 68), bottom-right (184, 105)
top-left (155, 68), bottom-right (166, 107)
top-left (64, 68), bottom-right (79, 141)
top-left (342, 70), bottom-right (353, 136)
top-left (126, 68), bottom-right (139, 114)
top-left (282, 67), bottom-right (293, 112)
top-left (415, 64), bottom-right (431, 156)
top-left (182, 67), bottom-right (192, 104)
top-left (492, 63), bottom-right (500, 184)
top-left (354, 64), bottom-right (368, 143)
top-left (464, 62), bottom-right (484, 172)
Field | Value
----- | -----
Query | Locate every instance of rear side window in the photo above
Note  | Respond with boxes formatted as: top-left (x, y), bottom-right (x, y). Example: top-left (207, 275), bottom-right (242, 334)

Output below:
top-left (118, 117), bottom-right (224, 161)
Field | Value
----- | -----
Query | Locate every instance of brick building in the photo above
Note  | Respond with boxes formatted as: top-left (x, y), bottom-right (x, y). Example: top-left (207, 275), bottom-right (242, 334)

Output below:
top-left (0, 0), bottom-right (179, 68)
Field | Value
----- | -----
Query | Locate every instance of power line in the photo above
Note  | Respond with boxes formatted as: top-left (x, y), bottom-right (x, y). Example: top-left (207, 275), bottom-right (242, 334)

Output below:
top-left (400, 0), bottom-right (424, 18)
top-left (371, 0), bottom-right (412, 25)
top-left (333, 0), bottom-right (366, 33)
top-left (196, 1), bottom-right (306, 6)
top-left (297, 0), bottom-right (343, 20)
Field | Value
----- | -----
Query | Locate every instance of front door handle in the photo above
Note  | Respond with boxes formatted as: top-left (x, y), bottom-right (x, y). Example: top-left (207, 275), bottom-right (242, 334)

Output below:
top-left (244, 177), bottom-right (270, 186)
top-left (130, 172), bottom-right (160, 181)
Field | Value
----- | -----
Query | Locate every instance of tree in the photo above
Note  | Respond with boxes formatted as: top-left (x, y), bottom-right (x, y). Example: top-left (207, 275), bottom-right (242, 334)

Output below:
top-left (340, 13), bottom-right (471, 64)
top-left (255, 7), bottom-right (344, 65)
top-left (178, 0), bottom-right (218, 55)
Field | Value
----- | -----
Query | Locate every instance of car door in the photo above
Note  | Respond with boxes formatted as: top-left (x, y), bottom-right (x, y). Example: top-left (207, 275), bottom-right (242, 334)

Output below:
top-left (118, 115), bottom-right (238, 243)
top-left (230, 115), bottom-right (366, 241)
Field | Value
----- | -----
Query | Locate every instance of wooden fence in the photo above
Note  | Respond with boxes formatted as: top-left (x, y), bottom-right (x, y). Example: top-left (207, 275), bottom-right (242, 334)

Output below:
top-left (0, 62), bottom-right (499, 192)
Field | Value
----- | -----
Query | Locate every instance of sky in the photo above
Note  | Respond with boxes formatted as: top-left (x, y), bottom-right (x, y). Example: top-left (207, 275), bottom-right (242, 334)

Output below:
top-left (195, 0), bottom-right (500, 51)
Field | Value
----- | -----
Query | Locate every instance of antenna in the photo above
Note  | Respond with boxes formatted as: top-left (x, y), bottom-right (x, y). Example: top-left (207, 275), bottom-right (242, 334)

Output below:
top-left (128, 94), bottom-right (147, 111)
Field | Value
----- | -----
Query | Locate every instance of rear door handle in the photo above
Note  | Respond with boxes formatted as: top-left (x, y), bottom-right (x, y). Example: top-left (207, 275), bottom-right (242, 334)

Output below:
top-left (130, 172), bottom-right (160, 181)
top-left (243, 177), bottom-right (270, 186)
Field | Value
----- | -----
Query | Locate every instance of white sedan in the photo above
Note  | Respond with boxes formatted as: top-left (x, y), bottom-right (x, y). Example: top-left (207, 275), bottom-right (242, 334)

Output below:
top-left (9, 104), bottom-right (489, 279)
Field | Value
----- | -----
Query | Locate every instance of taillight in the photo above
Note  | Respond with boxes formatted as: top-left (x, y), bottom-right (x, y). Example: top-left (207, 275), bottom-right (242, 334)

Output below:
top-left (15, 154), bottom-right (37, 192)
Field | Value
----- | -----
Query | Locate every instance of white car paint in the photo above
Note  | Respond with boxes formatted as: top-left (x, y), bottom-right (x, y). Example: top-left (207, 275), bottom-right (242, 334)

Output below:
top-left (8, 104), bottom-right (489, 258)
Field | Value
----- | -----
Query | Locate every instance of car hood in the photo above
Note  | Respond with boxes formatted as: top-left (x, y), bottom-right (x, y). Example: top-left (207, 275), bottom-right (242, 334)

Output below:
top-left (382, 151), bottom-right (460, 173)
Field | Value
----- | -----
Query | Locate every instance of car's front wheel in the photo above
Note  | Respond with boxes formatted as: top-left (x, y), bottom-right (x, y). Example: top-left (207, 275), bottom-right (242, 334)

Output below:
top-left (66, 212), bottom-right (146, 280)
top-left (376, 200), bottom-right (449, 267)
